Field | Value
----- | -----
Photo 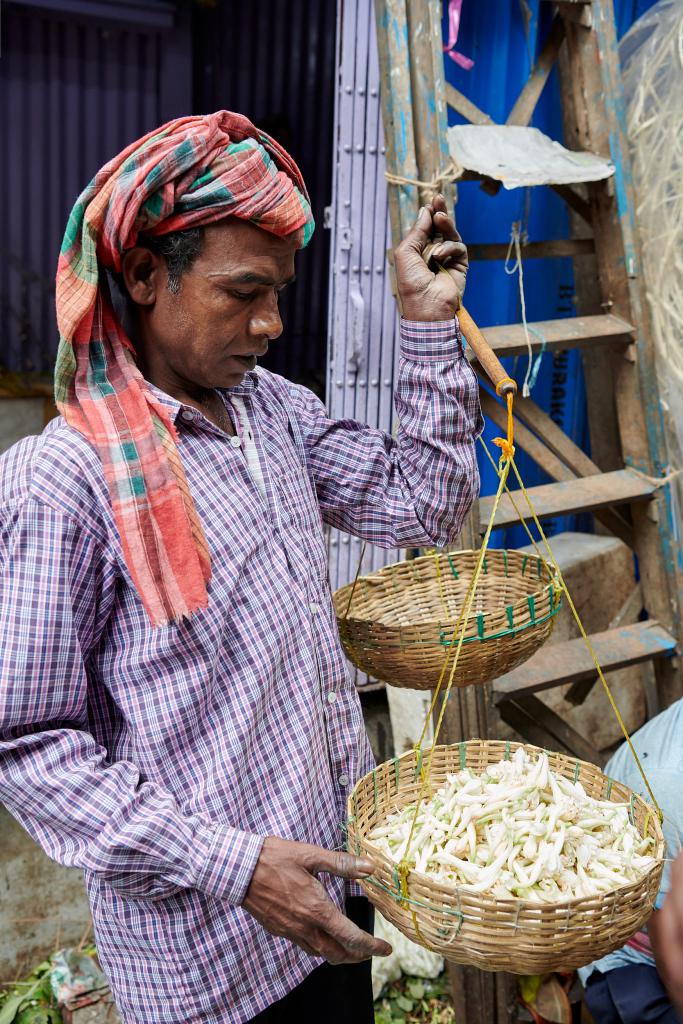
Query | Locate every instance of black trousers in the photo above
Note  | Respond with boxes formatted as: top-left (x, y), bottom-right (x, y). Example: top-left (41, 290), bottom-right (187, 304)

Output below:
top-left (584, 965), bottom-right (683, 1024)
top-left (249, 898), bottom-right (375, 1023)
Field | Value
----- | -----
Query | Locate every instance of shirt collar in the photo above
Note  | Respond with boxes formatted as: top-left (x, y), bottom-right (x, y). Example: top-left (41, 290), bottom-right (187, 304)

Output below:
top-left (146, 371), bottom-right (259, 425)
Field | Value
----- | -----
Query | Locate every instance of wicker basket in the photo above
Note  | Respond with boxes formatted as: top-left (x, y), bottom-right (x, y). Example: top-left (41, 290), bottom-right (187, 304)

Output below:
top-left (347, 741), bottom-right (664, 974)
top-left (334, 549), bottom-right (561, 689)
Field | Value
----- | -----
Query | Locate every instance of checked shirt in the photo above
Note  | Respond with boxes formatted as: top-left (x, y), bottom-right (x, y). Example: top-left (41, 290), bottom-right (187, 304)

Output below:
top-left (0, 318), bottom-right (482, 1023)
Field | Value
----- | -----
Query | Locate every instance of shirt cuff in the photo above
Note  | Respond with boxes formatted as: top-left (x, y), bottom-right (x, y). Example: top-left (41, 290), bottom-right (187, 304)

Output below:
top-left (399, 316), bottom-right (464, 362)
top-left (193, 824), bottom-right (265, 905)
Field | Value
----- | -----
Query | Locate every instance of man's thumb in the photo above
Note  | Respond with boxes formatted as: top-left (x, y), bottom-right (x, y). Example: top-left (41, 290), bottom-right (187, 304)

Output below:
top-left (306, 847), bottom-right (375, 879)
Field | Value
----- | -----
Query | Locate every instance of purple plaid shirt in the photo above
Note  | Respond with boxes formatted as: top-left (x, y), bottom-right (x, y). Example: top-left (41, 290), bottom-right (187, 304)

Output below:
top-left (0, 318), bottom-right (481, 1023)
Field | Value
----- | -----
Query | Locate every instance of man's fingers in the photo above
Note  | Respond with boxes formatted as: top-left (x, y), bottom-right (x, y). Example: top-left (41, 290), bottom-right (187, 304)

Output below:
top-left (304, 845), bottom-right (375, 880)
top-left (431, 192), bottom-right (448, 215)
top-left (433, 209), bottom-right (462, 243)
top-left (429, 241), bottom-right (468, 267)
top-left (323, 903), bottom-right (393, 959)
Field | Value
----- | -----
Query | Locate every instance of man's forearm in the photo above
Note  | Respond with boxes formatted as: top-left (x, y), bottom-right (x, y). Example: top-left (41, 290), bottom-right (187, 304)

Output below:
top-left (0, 727), bottom-right (262, 904)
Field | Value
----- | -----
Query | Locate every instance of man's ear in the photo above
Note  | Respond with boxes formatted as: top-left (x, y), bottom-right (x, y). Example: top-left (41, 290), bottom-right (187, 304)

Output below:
top-left (121, 247), bottom-right (164, 307)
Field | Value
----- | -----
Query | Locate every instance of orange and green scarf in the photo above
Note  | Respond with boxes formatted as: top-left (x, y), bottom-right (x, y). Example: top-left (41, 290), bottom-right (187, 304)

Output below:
top-left (55, 111), bottom-right (313, 626)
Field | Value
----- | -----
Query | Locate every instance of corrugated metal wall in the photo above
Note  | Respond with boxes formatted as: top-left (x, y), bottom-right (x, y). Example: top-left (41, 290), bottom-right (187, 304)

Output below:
top-left (192, 0), bottom-right (337, 393)
top-left (0, 1), bottom-right (191, 375)
top-left (326, 0), bottom-right (402, 611)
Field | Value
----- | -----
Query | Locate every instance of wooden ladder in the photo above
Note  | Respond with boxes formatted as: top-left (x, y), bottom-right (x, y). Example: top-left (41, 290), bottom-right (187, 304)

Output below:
top-left (373, 0), bottom-right (682, 1019)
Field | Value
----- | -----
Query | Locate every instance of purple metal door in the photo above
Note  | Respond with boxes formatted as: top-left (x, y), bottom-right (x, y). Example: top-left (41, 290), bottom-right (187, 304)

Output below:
top-left (326, 0), bottom-right (401, 620)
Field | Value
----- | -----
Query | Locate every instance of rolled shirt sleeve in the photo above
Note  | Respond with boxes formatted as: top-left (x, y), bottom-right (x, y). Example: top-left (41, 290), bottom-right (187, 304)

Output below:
top-left (288, 315), bottom-right (483, 548)
top-left (0, 498), bottom-right (262, 905)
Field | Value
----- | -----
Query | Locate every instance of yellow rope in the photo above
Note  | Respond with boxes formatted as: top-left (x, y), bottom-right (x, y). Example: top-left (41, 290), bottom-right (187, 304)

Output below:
top-left (478, 430), bottom-right (661, 818)
top-left (505, 454), bottom-right (663, 821)
top-left (396, 392), bottom-right (663, 936)
top-left (398, 432), bottom-right (514, 930)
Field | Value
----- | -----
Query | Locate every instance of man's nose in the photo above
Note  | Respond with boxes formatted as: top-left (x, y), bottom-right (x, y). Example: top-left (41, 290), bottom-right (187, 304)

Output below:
top-left (249, 294), bottom-right (284, 343)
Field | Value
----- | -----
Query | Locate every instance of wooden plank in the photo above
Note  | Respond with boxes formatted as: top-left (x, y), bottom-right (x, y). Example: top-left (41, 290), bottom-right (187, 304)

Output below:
top-left (549, 183), bottom-right (593, 225)
top-left (481, 392), bottom-right (573, 482)
top-left (468, 238), bottom-right (594, 261)
top-left (560, 2), bottom-right (682, 707)
top-left (493, 621), bottom-right (677, 701)
top-left (407, 0), bottom-right (454, 210)
top-left (373, 0), bottom-right (419, 241)
top-left (480, 391), bottom-right (635, 547)
top-left (445, 83), bottom-right (494, 126)
top-left (479, 469), bottom-right (654, 531)
top-left (498, 694), bottom-right (606, 766)
top-left (512, 395), bottom-right (612, 478)
top-left (471, 313), bottom-right (632, 359)
top-left (507, 16), bottom-right (565, 127)
top-left (491, 391), bottom-right (634, 542)
top-left (565, 583), bottom-right (643, 705)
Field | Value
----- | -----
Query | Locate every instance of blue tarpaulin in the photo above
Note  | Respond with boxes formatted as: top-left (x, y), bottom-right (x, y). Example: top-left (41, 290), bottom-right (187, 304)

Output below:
top-left (442, 0), bottom-right (657, 547)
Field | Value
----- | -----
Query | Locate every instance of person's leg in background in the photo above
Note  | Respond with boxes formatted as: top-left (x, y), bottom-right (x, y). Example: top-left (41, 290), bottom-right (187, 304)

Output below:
top-left (584, 964), bottom-right (683, 1024)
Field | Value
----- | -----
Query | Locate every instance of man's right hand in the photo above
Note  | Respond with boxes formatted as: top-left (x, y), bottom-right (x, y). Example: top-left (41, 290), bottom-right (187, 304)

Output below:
top-left (242, 836), bottom-right (393, 964)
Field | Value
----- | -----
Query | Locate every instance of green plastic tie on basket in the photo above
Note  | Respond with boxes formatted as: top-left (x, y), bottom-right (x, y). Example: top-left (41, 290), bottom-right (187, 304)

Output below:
top-left (504, 740), bottom-right (511, 760)
top-left (527, 594), bottom-right (537, 624)
top-left (506, 604), bottom-right (514, 629)
top-left (606, 777), bottom-right (613, 799)
top-left (415, 748), bottom-right (424, 781)
top-left (477, 613), bottom-right (485, 640)
top-left (446, 553), bottom-right (459, 579)
top-left (393, 757), bottom-right (400, 792)
top-left (502, 549), bottom-right (509, 576)
top-left (521, 554), bottom-right (529, 576)
top-left (573, 760), bottom-right (580, 783)
top-left (372, 769), bottom-right (379, 811)
top-left (366, 877), bottom-right (464, 924)
top-left (459, 742), bottom-right (466, 769)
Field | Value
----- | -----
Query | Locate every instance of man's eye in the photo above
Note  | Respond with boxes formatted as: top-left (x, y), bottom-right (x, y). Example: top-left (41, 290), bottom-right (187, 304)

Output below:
top-left (229, 291), bottom-right (255, 301)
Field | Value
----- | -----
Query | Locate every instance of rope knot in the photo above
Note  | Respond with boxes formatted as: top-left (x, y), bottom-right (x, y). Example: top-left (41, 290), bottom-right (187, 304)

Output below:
top-left (493, 437), bottom-right (516, 462)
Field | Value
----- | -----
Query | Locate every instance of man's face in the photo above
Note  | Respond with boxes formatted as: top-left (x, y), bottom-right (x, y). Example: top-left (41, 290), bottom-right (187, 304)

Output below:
top-left (125, 219), bottom-right (298, 391)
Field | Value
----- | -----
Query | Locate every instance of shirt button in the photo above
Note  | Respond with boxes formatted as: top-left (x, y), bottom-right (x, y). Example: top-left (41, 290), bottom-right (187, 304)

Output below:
top-left (309, 602), bottom-right (319, 615)
top-left (338, 774), bottom-right (350, 787)
top-left (181, 410), bottom-right (194, 422)
top-left (326, 691), bottom-right (337, 704)
top-left (230, 435), bottom-right (242, 447)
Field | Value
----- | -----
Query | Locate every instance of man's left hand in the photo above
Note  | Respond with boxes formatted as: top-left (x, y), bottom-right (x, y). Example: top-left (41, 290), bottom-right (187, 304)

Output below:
top-left (394, 193), bottom-right (468, 322)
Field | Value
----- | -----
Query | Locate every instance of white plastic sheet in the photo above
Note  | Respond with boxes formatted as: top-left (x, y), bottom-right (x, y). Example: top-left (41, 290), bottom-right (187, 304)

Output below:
top-left (447, 124), bottom-right (615, 189)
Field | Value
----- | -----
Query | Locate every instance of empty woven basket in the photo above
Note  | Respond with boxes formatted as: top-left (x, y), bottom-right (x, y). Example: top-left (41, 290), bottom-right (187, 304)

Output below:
top-left (347, 741), bottom-right (664, 974)
top-left (333, 549), bottom-right (561, 689)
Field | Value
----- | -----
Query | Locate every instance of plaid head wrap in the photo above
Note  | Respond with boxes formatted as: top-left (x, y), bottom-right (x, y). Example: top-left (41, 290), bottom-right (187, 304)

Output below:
top-left (54, 111), bottom-right (314, 626)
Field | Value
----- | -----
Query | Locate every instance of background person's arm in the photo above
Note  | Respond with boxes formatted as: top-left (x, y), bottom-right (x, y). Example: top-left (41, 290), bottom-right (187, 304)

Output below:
top-left (651, 852), bottom-right (683, 1013)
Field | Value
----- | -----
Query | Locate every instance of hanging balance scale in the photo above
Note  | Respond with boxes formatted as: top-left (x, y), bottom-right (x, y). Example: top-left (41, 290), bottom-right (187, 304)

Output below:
top-left (334, 260), bottom-right (665, 974)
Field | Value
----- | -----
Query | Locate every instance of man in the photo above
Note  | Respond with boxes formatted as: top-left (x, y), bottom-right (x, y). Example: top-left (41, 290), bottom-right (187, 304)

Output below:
top-left (0, 111), bottom-right (481, 1023)
top-left (579, 699), bottom-right (683, 1023)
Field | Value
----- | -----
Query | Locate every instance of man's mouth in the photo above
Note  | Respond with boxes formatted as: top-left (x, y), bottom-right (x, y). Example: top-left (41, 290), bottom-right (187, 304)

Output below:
top-left (232, 353), bottom-right (263, 370)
